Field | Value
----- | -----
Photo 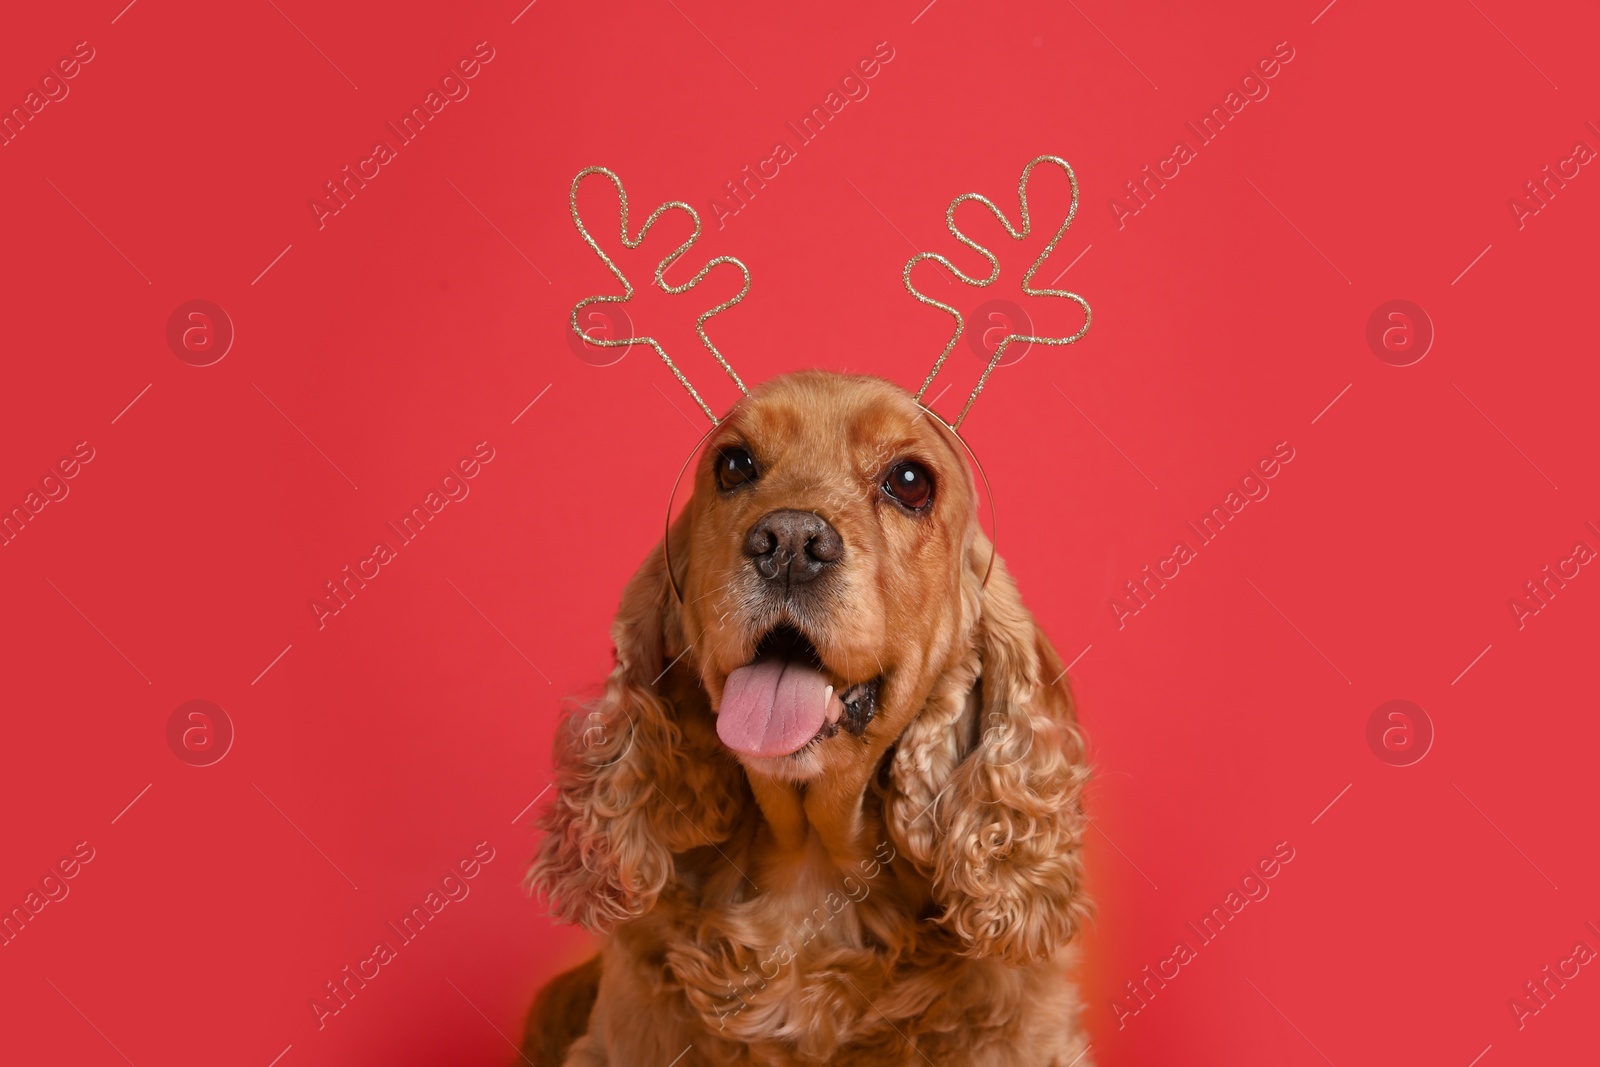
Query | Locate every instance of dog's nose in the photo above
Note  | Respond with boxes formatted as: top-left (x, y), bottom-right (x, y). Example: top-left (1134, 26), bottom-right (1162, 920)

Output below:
top-left (743, 510), bottom-right (843, 585)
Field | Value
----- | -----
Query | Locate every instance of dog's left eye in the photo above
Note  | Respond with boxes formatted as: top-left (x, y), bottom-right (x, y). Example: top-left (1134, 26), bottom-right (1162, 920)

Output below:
top-left (883, 461), bottom-right (934, 510)
top-left (716, 447), bottom-right (760, 490)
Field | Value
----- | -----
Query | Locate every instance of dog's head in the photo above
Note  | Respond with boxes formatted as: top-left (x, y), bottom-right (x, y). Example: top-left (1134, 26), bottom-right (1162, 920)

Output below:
top-left (679, 371), bottom-right (978, 781)
top-left (532, 370), bottom-right (1089, 964)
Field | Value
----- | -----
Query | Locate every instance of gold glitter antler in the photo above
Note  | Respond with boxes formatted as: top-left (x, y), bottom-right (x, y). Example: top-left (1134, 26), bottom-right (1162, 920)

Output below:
top-left (569, 166), bottom-right (750, 423)
top-left (904, 155), bottom-right (1092, 429)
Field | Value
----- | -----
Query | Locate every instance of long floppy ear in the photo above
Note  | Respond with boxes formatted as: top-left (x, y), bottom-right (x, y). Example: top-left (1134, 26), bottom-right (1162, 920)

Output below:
top-left (528, 534), bottom-right (744, 933)
top-left (886, 540), bottom-right (1091, 964)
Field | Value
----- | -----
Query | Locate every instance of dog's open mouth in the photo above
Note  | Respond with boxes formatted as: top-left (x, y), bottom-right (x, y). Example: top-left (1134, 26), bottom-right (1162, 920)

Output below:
top-left (716, 625), bottom-right (879, 760)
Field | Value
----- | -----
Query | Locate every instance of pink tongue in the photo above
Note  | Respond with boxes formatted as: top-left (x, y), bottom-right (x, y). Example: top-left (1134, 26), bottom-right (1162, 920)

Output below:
top-left (717, 659), bottom-right (832, 759)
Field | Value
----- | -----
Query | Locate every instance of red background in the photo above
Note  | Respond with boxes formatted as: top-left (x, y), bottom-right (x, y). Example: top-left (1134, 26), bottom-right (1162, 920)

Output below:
top-left (2, 0), bottom-right (1597, 1064)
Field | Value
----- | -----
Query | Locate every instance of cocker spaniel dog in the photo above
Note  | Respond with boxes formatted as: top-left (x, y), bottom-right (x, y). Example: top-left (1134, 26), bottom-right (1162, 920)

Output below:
top-left (525, 370), bottom-right (1091, 1065)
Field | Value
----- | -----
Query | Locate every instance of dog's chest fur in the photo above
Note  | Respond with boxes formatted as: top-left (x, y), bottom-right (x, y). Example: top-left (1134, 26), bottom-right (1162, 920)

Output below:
top-left (600, 832), bottom-right (1037, 1065)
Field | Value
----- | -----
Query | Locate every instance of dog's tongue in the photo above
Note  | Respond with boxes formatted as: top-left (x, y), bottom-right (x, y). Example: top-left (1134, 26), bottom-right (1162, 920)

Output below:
top-left (717, 659), bottom-right (832, 759)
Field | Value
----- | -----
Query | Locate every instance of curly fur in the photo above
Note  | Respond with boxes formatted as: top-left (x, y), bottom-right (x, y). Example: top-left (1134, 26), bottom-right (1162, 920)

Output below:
top-left (526, 372), bottom-right (1091, 1066)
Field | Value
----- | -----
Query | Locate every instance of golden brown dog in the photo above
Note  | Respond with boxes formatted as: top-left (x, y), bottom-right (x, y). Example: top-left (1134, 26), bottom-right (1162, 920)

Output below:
top-left (526, 370), bottom-right (1091, 1065)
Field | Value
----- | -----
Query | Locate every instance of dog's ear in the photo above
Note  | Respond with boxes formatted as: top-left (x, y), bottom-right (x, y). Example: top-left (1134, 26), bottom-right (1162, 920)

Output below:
top-left (528, 529), bottom-right (743, 933)
top-left (887, 540), bottom-right (1091, 964)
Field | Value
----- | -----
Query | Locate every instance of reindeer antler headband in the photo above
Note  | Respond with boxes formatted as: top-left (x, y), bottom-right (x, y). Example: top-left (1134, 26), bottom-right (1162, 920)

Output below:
top-left (903, 154), bottom-right (1093, 428)
top-left (568, 154), bottom-right (1090, 433)
top-left (568, 165), bottom-right (750, 423)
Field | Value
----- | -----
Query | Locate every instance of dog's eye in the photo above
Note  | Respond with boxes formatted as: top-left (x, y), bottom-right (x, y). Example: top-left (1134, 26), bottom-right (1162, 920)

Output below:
top-left (716, 447), bottom-right (760, 490)
top-left (883, 461), bottom-right (934, 510)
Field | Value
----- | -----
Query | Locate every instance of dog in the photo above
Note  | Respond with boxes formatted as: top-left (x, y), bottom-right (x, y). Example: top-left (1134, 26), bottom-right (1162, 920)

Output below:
top-left (525, 370), bottom-right (1091, 1065)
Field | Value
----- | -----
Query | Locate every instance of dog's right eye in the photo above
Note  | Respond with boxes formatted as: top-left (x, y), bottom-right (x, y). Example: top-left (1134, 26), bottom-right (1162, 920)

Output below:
top-left (716, 447), bottom-right (760, 491)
